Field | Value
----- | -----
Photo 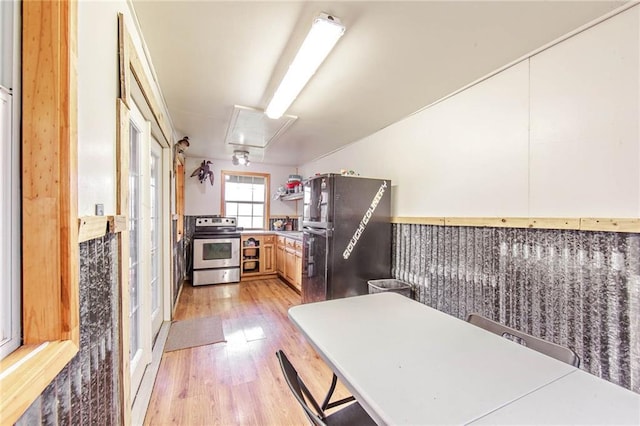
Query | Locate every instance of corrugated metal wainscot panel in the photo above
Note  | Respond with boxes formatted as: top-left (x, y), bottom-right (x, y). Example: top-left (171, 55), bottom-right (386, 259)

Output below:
top-left (16, 234), bottom-right (121, 425)
top-left (392, 224), bottom-right (639, 394)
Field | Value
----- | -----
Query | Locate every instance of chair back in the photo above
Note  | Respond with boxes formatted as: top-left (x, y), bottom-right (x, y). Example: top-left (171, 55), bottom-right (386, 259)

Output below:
top-left (276, 350), bottom-right (327, 426)
top-left (467, 313), bottom-right (580, 367)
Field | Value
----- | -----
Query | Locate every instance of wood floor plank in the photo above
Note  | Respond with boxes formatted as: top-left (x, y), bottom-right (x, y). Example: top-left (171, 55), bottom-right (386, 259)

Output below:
top-left (144, 278), bottom-right (351, 425)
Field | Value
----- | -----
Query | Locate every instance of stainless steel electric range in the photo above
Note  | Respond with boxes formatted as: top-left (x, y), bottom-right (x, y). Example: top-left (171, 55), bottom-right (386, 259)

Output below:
top-left (192, 217), bottom-right (241, 286)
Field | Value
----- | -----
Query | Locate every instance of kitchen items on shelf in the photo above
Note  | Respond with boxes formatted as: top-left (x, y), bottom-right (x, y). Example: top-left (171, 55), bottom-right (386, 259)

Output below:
top-left (274, 174), bottom-right (303, 199)
top-left (340, 169), bottom-right (359, 176)
top-left (285, 174), bottom-right (302, 194)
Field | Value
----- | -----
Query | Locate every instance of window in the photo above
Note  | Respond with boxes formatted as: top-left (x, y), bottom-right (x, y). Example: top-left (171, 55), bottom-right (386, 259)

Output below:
top-left (0, 0), bottom-right (19, 361)
top-left (222, 171), bottom-right (270, 230)
top-left (0, 86), bottom-right (19, 360)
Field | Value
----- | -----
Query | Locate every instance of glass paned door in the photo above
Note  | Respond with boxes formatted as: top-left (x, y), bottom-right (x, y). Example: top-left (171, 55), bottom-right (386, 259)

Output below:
top-left (128, 103), bottom-right (152, 398)
top-left (129, 121), bottom-right (142, 370)
top-left (150, 139), bottom-right (163, 338)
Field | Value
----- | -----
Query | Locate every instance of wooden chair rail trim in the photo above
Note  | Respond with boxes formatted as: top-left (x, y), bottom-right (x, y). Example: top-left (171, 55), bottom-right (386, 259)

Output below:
top-left (78, 216), bottom-right (109, 242)
top-left (0, 341), bottom-right (77, 425)
top-left (108, 215), bottom-right (127, 234)
top-left (77, 215), bottom-right (128, 242)
top-left (391, 217), bottom-right (640, 233)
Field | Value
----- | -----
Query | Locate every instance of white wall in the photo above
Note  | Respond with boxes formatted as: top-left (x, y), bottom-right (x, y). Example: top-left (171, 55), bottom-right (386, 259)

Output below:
top-left (300, 6), bottom-right (640, 218)
top-left (77, 1), bottom-right (120, 216)
top-left (184, 157), bottom-right (299, 217)
top-left (528, 8), bottom-right (639, 217)
top-left (77, 1), bottom-right (172, 216)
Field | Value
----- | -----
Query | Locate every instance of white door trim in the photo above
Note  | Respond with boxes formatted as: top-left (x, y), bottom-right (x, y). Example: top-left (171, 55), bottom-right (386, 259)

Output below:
top-left (162, 147), bottom-right (172, 321)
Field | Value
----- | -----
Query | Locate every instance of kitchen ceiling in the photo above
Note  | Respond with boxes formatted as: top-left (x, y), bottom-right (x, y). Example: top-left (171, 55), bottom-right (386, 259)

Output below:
top-left (131, 1), bottom-right (626, 167)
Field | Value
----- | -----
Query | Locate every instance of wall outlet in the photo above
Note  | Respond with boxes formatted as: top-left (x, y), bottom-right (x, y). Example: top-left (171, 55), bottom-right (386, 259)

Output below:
top-left (95, 203), bottom-right (104, 216)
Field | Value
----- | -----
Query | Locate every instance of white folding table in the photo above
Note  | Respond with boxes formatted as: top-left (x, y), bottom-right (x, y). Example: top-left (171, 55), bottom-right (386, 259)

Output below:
top-left (470, 368), bottom-right (640, 425)
top-left (289, 292), bottom-right (579, 425)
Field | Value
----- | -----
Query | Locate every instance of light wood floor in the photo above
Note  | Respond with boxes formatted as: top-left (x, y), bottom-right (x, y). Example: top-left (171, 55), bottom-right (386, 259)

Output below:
top-left (144, 277), bottom-right (350, 425)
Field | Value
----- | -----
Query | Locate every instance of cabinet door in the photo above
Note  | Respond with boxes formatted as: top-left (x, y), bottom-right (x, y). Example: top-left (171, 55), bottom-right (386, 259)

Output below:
top-left (285, 248), bottom-right (296, 283)
top-left (276, 244), bottom-right (285, 275)
top-left (263, 243), bottom-right (275, 273)
top-left (294, 249), bottom-right (302, 290)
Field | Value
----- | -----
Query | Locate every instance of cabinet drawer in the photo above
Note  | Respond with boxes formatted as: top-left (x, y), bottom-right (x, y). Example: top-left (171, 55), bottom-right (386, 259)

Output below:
top-left (263, 235), bottom-right (275, 244)
top-left (285, 238), bottom-right (296, 248)
top-left (294, 240), bottom-right (302, 250)
top-left (277, 236), bottom-right (286, 245)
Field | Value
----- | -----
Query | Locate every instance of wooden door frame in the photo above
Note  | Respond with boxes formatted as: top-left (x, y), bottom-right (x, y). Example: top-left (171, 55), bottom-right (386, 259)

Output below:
top-left (116, 13), bottom-right (175, 424)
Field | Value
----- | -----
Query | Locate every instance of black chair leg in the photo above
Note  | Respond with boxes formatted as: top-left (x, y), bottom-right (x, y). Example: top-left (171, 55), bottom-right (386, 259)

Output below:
top-left (321, 373), bottom-right (355, 410)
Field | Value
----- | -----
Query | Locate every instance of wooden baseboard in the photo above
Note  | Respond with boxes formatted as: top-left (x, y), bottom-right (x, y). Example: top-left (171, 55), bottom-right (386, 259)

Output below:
top-left (241, 273), bottom-right (278, 282)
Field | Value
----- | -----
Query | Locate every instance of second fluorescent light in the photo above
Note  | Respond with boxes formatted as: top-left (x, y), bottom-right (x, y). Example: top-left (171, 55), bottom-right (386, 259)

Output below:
top-left (265, 13), bottom-right (345, 119)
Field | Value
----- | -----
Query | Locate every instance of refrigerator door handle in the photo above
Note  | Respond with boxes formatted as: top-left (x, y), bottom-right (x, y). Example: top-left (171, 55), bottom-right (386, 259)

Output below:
top-left (307, 238), bottom-right (314, 258)
top-left (305, 238), bottom-right (315, 277)
top-left (303, 227), bottom-right (332, 237)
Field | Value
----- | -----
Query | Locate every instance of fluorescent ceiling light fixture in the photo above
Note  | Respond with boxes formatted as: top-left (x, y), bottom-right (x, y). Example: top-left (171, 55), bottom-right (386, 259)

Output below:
top-left (265, 13), bottom-right (345, 119)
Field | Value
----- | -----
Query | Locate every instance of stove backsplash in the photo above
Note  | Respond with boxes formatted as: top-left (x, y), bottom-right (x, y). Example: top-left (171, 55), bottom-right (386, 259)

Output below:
top-left (185, 215), bottom-right (300, 238)
top-left (392, 223), bottom-right (640, 394)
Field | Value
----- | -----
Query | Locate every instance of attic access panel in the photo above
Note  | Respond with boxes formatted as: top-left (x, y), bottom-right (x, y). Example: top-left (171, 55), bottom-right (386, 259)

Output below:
top-left (225, 105), bottom-right (297, 149)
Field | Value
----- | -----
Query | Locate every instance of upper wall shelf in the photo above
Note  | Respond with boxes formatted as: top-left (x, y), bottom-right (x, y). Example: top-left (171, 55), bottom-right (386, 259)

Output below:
top-left (280, 193), bottom-right (303, 201)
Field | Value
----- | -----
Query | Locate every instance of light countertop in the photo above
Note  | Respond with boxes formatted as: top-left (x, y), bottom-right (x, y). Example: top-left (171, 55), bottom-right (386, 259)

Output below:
top-left (240, 230), bottom-right (303, 240)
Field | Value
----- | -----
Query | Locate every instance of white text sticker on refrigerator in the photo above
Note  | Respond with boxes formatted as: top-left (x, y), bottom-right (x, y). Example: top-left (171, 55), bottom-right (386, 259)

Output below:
top-left (342, 180), bottom-right (387, 260)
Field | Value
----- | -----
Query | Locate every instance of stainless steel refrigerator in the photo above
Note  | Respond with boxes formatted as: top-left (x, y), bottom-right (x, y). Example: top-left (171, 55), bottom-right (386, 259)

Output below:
top-left (302, 174), bottom-right (391, 303)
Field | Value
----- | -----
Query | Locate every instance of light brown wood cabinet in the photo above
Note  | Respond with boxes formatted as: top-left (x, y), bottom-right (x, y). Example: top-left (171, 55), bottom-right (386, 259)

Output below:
top-left (276, 235), bottom-right (303, 292)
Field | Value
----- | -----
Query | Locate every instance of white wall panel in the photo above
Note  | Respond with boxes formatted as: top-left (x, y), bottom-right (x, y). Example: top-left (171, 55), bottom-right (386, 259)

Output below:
top-left (529, 7), bottom-right (640, 217)
top-left (77, 1), bottom-right (123, 216)
top-left (412, 60), bottom-right (529, 216)
top-left (302, 6), bottom-right (640, 219)
top-left (77, 2), bottom-right (174, 216)
top-left (301, 61), bottom-right (530, 217)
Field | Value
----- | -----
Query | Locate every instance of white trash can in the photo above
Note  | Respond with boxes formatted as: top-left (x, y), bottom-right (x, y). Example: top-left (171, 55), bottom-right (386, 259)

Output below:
top-left (367, 279), bottom-right (412, 298)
